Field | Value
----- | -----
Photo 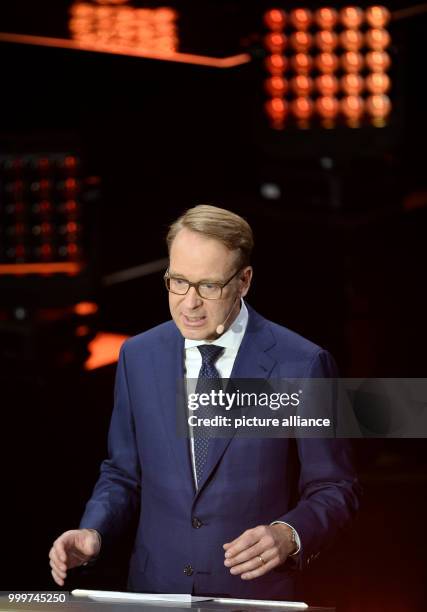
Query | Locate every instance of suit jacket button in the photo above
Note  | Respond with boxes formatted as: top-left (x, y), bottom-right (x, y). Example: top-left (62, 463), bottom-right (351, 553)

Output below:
top-left (192, 517), bottom-right (203, 529)
top-left (184, 565), bottom-right (194, 576)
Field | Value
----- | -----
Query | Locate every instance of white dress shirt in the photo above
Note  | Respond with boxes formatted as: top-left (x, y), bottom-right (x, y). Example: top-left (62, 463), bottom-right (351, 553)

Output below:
top-left (183, 300), bottom-right (301, 556)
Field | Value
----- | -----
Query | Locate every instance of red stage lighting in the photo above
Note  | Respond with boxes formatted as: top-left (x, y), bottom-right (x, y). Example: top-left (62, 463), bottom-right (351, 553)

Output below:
top-left (340, 6), bottom-right (364, 29)
top-left (289, 8), bottom-right (312, 30)
top-left (265, 53), bottom-right (287, 75)
top-left (366, 50), bottom-right (391, 72)
top-left (290, 75), bottom-right (314, 96)
top-left (290, 30), bottom-right (312, 53)
top-left (365, 72), bottom-right (391, 94)
top-left (365, 28), bottom-right (391, 51)
top-left (341, 73), bottom-right (364, 95)
top-left (264, 32), bottom-right (287, 53)
top-left (265, 97), bottom-right (288, 122)
top-left (315, 96), bottom-right (339, 123)
top-left (341, 95), bottom-right (365, 125)
top-left (290, 53), bottom-right (313, 74)
top-left (365, 5), bottom-right (391, 28)
top-left (315, 52), bottom-right (339, 74)
top-left (290, 96), bottom-right (314, 121)
top-left (366, 94), bottom-right (391, 124)
top-left (315, 74), bottom-right (339, 96)
top-left (264, 8), bottom-right (287, 31)
top-left (315, 30), bottom-right (338, 52)
top-left (314, 7), bottom-right (338, 29)
top-left (341, 51), bottom-right (364, 73)
top-left (264, 76), bottom-right (288, 96)
top-left (340, 29), bottom-right (364, 51)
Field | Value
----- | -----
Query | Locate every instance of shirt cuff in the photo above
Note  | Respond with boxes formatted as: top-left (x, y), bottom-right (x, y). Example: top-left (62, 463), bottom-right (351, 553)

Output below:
top-left (270, 521), bottom-right (301, 556)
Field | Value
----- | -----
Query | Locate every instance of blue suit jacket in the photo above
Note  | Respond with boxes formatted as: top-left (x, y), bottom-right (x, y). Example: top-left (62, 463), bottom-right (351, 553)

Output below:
top-left (80, 304), bottom-right (360, 599)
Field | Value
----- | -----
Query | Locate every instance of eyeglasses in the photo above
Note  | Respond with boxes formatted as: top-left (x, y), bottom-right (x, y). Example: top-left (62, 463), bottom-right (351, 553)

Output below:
top-left (164, 268), bottom-right (241, 300)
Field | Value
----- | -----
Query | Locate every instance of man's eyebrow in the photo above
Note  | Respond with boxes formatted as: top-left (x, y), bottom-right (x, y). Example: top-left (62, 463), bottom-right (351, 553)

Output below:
top-left (169, 271), bottom-right (222, 283)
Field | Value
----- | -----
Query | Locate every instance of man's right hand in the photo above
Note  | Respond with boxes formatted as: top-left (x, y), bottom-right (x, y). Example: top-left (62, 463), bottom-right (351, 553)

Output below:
top-left (49, 529), bottom-right (101, 586)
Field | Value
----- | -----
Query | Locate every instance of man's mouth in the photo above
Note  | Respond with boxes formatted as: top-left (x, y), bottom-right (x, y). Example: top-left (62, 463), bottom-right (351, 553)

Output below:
top-left (182, 314), bottom-right (207, 327)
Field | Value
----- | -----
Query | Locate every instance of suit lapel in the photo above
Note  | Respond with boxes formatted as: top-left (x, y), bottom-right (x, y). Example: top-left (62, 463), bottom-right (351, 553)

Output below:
top-left (153, 324), bottom-right (195, 493)
top-left (194, 306), bottom-right (277, 497)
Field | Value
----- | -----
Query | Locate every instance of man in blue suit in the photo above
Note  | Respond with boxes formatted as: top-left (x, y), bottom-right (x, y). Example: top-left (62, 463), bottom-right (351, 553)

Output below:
top-left (49, 205), bottom-right (360, 600)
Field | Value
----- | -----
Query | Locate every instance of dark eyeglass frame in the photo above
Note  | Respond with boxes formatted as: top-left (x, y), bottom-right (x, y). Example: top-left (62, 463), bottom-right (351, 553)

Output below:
top-left (164, 267), bottom-right (242, 300)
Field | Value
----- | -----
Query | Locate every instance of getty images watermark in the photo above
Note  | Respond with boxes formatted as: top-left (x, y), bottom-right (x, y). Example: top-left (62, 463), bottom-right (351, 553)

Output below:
top-left (175, 379), bottom-right (427, 438)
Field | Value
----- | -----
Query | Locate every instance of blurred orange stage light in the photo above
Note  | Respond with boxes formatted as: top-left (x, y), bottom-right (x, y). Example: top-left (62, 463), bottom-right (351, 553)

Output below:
top-left (365, 28), bottom-right (391, 50)
top-left (265, 97), bottom-right (288, 121)
top-left (290, 30), bottom-right (312, 52)
top-left (264, 32), bottom-right (287, 53)
top-left (366, 93), bottom-right (391, 124)
top-left (315, 52), bottom-right (339, 73)
top-left (315, 30), bottom-right (338, 52)
top-left (290, 96), bottom-right (314, 121)
top-left (315, 96), bottom-right (339, 121)
top-left (265, 53), bottom-right (287, 74)
top-left (365, 72), bottom-right (391, 94)
top-left (341, 73), bottom-right (364, 95)
top-left (341, 51), bottom-right (364, 73)
top-left (366, 50), bottom-right (391, 71)
top-left (340, 6), bottom-right (364, 28)
top-left (340, 29), bottom-right (364, 51)
top-left (341, 95), bottom-right (365, 125)
top-left (315, 74), bottom-right (339, 96)
top-left (291, 53), bottom-right (313, 74)
top-left (290, 74), bottom-right (313, 96)
top-left (264, 8), bottom-right (287, 31)
top-left (314, 7), bottom-right (339, 29)
top-left (289, 8), bottom-right (312, 30)
top-left (264, 76), bottom-right (289, 96)
top-left (366, 5), bottom-right (391, 28)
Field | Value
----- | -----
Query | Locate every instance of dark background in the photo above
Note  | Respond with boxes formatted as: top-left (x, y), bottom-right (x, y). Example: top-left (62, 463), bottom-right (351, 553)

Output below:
top-left (1, 2), bottom-right (426, 610)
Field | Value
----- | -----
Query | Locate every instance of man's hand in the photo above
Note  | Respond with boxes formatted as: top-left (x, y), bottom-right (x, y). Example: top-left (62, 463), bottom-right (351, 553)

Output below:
top-left (223, 524), bottom-right (296, 580)
top-left (49, 529), bottom-right (101, 586)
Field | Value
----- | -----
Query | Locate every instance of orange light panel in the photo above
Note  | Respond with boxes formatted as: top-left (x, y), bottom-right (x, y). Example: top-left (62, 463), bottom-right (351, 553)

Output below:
top-left (289, 8), bottom-right (312, 30)
top-left (365, 72), bottom-right (391, 94)
top-left (290, 30), bottom-right (312, 52)
top-left (340, 6), bottom-right (364, 28)
top-left (264, 76), bottom-right (289, 96)
top-left (290, 96), bottom-right (314, 120)
top-left (264, 9), bottom-right (287, 31)
top-left (85, 332), bottom-right (129, 371)
top-left (315, 30), bottom-right (338, 52)
top-left (366, 50), bottom-right (391, 71)
top-left (341, 73), bottom-right (365, 95)
top-left (315, 52), bottom-right (339, 74)
top-left (265, 53), bottom-right (287, 74)
top-left (290, 75), bottom-right (313, 96)
top-left (315, 74), bottom-right (339, 96)
top-left (290, 53), bottom-right (313, 74)
top-left (340, 29), bottom-right (364, 51)
top-left (341, 51), bottom-right (364, 73)
top-left (264, 32), bottom-right (287, 53)
top-left (365, 28), bottom-right (391, 50)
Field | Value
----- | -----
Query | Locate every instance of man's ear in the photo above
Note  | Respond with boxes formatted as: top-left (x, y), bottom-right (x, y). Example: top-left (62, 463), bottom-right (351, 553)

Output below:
top-left (239, 266), bottom-right (253, 298)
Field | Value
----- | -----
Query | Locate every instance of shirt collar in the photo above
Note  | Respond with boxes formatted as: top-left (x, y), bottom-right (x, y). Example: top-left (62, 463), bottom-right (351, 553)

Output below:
top-left (184, 300), bottom-right (249, 351)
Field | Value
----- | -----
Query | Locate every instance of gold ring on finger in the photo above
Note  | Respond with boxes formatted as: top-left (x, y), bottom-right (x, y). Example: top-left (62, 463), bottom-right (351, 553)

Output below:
top-left (259, 555), bottom-right (266, 566)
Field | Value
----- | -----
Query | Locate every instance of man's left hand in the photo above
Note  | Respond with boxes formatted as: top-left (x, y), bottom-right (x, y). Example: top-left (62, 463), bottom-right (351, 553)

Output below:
top-left (223, 524), bottom-right (296, 580)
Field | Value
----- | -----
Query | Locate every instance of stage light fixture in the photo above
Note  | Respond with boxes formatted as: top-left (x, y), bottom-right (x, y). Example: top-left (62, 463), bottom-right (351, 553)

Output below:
top-left (290, 30), bottom-right (312, 52)
top-left (265, 53), bottom-right (288, 75)
top-left (315, 74), bottom-right (339, 96)
top-left (365, 5), bottom-right (390, 28)
top-left (289, 8), bottom-right (312, 30)
top-left (365, 72), bottom-right (391, 94)
top-left (290, 53), bottom-right (313, 74)
top-left (366, 50), bottom-right (391, 71)
top-left (315, 30), bottom-right (338, 52)
top-left (264, 76), bottom-right (289, 96)
top-left (340, 29), bottom-right (364, 51)
top-left (314, 7), bottom-right (339, 29)
top-left (264, 8), bottom-right (287, 30)
top-left (290, 75), bottom-right (313, 96)
top-left (341, 51), bottom-right (364, 73)
top-left (264, 32), bottom-right (287, 53)
top-left (366, 94), bottom-right (391, 125)
top-left (365, 28), bottom-right (391, 50)
top-left (341, 95), bottom-right (365, 126)
top-left (340, 6), bottom-right (364, 28)
top-left (341, 73), bottom-right (364, 95)
top-left (290, 96), bottom-right (314, 122)
top-left (265, 97), bottom-right (288, 121)
top-left (315, 52), bottom-right (339, 74)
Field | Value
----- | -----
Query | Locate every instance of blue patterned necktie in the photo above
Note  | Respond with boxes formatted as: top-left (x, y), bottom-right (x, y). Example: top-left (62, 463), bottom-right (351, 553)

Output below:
top-left (193, 344), bottom-right (225, 488)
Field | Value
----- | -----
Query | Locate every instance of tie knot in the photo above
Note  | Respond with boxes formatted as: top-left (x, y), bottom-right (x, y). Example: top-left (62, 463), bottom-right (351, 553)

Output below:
top-left (198, 344), bottom-right (224, 366)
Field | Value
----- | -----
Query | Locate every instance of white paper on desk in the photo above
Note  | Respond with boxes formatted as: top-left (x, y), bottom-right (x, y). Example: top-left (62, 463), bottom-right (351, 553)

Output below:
top-left (71, 589), bottom-right (212, 603)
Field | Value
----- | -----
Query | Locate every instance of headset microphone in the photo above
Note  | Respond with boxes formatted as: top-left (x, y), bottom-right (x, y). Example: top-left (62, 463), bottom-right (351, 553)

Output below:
top-left (216, 296), bottom-right (240, 336)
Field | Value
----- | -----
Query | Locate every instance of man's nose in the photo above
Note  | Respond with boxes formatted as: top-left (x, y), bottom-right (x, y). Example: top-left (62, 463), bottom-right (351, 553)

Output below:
top-left (183, 286), bottom-right (202, 309)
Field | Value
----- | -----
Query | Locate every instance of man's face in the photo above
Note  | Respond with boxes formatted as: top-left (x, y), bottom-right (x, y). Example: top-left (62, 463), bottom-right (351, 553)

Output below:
top-left (168, 228), bottom-right (252, 341)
